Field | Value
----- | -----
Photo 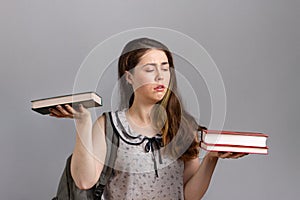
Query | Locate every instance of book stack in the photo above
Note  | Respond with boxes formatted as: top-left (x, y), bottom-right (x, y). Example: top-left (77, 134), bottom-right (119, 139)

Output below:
top-left (199, 130), bottom-right (269, 154)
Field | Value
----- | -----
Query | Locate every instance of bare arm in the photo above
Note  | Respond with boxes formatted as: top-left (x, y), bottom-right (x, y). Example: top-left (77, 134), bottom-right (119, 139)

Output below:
top-left (184, 151), bottom-right (248, 200)
top-left (49, 104), bottom-right (107, 189)
top-left (184, 154), bottom-right (218, 200)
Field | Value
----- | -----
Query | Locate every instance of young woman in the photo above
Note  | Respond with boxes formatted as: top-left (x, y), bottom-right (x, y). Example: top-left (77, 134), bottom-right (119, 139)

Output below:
top-left (49, 38), bottom-right (247, 199)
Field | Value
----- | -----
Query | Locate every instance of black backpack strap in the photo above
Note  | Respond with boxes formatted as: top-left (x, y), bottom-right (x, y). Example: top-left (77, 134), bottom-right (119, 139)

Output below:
top-left (93, 111), bottom-right (119, 199)
top-left (54, 155), bottom-right (72, 200)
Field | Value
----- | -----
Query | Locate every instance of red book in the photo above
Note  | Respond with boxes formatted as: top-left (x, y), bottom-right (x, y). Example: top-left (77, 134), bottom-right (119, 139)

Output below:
top-left (200, 142), bottom-right (268, 155)
top-left (200, 130), bottom-right (268, 147)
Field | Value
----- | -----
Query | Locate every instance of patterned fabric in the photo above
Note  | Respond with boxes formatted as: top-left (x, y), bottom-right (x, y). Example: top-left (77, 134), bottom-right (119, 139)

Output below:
top-left (102, 109), bottom-right (184, 200)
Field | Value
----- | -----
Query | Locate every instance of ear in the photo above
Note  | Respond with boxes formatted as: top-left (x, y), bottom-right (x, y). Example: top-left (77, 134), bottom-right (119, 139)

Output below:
top-left (125, 71), bottom-right (133, 85)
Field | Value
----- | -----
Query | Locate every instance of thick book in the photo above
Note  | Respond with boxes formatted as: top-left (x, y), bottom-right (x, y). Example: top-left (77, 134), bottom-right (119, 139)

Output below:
top-left (31, 91), bottom-right (102, 115)
top-left (200, 130), bottom-right (268, 147)
top-left (200, 142), bottom-right (268, 154)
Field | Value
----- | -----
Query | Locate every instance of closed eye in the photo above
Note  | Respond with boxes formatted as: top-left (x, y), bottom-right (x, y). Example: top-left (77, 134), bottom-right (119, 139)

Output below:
top-left (161, 63), bottom-right (169, 71)
top-left (144, 65), bottom-right (155, 72)
top-left (145, 69), bottom-right (154, 72)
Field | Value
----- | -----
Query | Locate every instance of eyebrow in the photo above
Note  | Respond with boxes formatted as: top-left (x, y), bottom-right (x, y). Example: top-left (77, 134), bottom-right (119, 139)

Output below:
top-left (142, 62), bottom-right (169, 67)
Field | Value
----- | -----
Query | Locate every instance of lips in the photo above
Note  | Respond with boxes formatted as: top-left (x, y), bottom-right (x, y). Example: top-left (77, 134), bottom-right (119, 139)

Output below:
top-left (154, 85), bottom-right (165, 91)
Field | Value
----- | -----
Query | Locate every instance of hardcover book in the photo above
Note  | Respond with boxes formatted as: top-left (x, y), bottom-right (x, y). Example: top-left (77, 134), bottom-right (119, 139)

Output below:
top-left (200, 142), bottom-right (268, 154)
top-left (31, 91), bottom-right (102, 115)
top-left (201, 130), bottom-right (268, 147)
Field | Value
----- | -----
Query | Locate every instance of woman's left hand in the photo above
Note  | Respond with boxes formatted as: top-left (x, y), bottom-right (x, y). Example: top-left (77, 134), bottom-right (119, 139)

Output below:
top-left (206, 151), bottom-right (249, 159)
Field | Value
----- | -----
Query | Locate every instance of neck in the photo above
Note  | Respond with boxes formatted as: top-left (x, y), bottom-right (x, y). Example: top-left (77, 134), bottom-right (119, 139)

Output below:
top-left (127, 102), bottom-right (154, 126)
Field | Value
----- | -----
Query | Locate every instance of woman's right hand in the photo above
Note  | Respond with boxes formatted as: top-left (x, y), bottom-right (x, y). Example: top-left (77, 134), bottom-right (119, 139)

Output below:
top-left (49, 104), bottom-right (91, 123)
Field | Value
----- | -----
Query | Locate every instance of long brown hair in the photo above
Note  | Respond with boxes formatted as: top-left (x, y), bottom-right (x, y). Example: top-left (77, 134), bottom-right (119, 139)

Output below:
top-left (118, 38), bottom-right (206, 161)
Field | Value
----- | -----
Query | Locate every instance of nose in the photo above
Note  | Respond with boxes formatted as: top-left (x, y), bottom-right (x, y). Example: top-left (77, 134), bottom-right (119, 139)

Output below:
top-left (155, 70), bottom-right (164, 81)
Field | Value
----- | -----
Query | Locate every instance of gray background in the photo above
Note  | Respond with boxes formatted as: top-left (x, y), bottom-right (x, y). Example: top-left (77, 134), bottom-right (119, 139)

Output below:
top-left (1, 0), bottom-right (299, 199)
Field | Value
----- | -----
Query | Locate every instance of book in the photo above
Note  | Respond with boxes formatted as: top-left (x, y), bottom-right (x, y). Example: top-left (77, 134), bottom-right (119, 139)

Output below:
top-left (200, 142), bottom-right (268, 154)
top-left (31, 91), bottom-right (102, 115)
top-left (200, 130), bottom-right (268, 147)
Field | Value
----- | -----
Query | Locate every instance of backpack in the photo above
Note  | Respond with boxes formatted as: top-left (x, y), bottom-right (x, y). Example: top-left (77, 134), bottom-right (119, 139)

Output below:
top-left (52, 112), bottom-right (119, 200)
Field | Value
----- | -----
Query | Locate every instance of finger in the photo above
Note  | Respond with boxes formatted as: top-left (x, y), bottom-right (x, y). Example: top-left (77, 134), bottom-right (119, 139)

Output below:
top-left (49, 111), bottom-right (63, 118)
top-left (56, 105), bottom-right (73, 117)
top-left (229, 153), bottom-right (242, 159)
top-left (230, 152), bottom-right (249, 159)
top-left (219, 152), bottom-right (233, 158)
top-left (236, 153), bottom-right (249, 158)
top-left (49, 108), bottom-right (63, 117)
top-left (49, 113), bottom-right (63, 118)
top-left (64, 104), bottom-right (78, 115)
top-left (78, 104), bottom-right (86, 112)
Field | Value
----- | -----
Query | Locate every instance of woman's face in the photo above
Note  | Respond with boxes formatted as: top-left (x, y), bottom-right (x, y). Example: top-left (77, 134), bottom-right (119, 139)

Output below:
top-left (126, 49), bottom-right (171, 104)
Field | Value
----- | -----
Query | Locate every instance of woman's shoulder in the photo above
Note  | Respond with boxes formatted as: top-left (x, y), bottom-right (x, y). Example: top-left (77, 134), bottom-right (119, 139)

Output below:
top-left (95, 110), bottom-right (123, 123)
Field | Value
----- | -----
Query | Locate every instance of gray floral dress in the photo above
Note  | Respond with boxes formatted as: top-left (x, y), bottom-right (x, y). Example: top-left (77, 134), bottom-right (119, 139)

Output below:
top-left (102, 110), bottom-right (185, 200)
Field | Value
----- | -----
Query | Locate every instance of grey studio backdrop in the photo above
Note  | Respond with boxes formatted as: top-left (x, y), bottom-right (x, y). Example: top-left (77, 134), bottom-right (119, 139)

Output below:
top-left (1, 1), bottom-right (299, 199)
